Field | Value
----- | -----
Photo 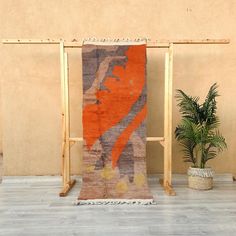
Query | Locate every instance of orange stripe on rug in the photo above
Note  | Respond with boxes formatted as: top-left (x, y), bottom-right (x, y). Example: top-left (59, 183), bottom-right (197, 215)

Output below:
top-left (111, 104), bottom-right (147, 168)
top-left (83, 45), bottom-right (146, 149)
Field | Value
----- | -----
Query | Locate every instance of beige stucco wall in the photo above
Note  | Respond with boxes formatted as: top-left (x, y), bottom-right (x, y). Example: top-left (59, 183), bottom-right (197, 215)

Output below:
top-left (0, 0), bottom-right (235, 176)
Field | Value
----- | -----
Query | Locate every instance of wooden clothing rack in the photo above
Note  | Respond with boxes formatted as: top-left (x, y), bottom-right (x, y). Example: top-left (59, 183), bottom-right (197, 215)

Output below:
top-left (2, 38), bottom-right (230, 197)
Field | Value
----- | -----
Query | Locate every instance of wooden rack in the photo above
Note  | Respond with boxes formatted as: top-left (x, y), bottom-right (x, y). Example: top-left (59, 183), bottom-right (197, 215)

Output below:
top-left (2, 38), bottom-right (230, 197)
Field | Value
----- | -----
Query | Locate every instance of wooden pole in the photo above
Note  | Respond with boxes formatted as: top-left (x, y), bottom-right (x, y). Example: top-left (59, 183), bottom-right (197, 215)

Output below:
top-left (160, 43), bottom-right (176, 196)
top-left (64, 52), bottom-right (70, 184)
top-left (59, 42), bottom-right (66, 186)
top-left (59, 47), bottom-right (76, 197)
top-left (164, 50), bottom-right (170, 186)
top-left (2, 38), bottom-right (230, 48)
top-left (167, 43), bottom-right (173, 186)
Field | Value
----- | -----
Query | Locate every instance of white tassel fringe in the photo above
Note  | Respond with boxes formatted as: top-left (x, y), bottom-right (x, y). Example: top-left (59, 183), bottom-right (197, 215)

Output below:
top-left (76, 199), bottom-right (156, 205)
top-left (83, 37), bottom-right (148, 45)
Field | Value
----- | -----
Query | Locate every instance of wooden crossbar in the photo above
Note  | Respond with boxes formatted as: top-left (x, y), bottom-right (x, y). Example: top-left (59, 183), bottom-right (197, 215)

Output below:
top-left (69, 137), bottom-right (165, 142)
top-left (2, 37), bottom-right (229, 197)
top-left (2, 38), bottom-right (230, 48)
top-left (69, 137), bottom-right (166, 150)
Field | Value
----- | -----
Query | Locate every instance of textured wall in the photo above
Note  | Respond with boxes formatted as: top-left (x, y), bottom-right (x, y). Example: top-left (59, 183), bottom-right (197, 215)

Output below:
top-left (0, 0), bottom-right (235, 175)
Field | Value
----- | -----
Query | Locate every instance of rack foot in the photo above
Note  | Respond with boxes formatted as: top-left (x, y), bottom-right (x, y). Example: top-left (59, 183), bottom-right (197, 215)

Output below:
top-left (59, 179), bottom-right (76, 197)
top-left (159, 179), bottom-right (176, 196)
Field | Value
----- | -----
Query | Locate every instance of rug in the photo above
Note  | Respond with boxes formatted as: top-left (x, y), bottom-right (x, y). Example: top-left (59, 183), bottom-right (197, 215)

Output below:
top-left (78, 40), bottom-right (153, 205)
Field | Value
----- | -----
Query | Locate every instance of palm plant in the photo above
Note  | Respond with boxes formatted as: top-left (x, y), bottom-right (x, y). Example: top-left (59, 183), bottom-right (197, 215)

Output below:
top-left (175, 83), bottom-right (227, 169)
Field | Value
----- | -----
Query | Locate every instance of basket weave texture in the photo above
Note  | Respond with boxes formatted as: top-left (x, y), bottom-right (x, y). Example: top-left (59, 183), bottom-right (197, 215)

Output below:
top-left (188, 167), bottom-right (214, 190)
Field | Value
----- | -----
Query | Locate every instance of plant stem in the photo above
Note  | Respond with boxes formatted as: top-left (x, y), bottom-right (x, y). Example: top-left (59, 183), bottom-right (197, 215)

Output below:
top-left (200, 134), bottom-right (205, 169)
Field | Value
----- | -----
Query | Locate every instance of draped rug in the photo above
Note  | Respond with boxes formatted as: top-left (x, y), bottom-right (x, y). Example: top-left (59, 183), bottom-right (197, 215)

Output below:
top-left (77, 40), bottom-right (153, 205)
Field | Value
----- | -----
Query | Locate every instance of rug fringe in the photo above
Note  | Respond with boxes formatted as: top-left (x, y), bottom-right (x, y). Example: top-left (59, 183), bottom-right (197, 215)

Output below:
top-left (76, 199), bottom-right (156, 205)
top-left (83, 38), bottom-right (147, 45)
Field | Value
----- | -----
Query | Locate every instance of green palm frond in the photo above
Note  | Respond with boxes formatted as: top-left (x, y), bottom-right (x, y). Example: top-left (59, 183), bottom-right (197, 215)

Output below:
top-left (175, 90), bottom-right (201, 123)
top-left (179, 140), bottom-right (196, 165)
top-left (201, 83), bottom-right (219, 125)
top-left (206, 131), bottom-right (227, 151)
top-left (175, 119), bottom-right (202, 144)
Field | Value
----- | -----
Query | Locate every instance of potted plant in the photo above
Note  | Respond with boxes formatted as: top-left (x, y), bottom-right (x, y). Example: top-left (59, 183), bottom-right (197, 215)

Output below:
top-left (175, 83), bottom-right (227, 190)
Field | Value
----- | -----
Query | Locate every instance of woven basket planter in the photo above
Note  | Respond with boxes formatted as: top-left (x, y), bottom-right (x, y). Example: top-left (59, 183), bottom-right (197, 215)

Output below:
top-left (188, 167), bottom-right (214, 190)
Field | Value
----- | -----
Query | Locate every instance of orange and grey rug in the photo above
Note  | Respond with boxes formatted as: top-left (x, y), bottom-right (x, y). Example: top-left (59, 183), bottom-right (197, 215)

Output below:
top-left (77, 40), bottom-right (153, 205)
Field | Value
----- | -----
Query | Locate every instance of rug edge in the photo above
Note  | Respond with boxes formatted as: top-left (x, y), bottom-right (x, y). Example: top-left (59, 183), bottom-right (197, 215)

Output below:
top-left (75, 199), bottom-right (156, 205)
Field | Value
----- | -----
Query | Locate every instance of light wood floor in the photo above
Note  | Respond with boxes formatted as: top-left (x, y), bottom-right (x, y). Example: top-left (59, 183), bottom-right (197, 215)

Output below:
top-left (0, 175), bottom-right (235, 236)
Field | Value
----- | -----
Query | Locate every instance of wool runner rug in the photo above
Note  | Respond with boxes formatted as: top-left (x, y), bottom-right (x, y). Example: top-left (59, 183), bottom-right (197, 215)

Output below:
top-left (77, 40), bottom-right (153, 205)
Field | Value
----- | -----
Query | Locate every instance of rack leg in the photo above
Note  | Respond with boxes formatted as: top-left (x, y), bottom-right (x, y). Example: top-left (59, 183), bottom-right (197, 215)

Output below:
top-left (59, 43), bottom-right (76, 197)
top-left (161, 43), bottom-right (176, 196)
top-left (59, 179), bottom-right (76, 197)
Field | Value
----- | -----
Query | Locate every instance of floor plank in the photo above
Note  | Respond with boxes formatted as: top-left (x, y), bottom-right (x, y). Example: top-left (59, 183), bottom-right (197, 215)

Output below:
top-left (0, 176), bottom-right (235, 236)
